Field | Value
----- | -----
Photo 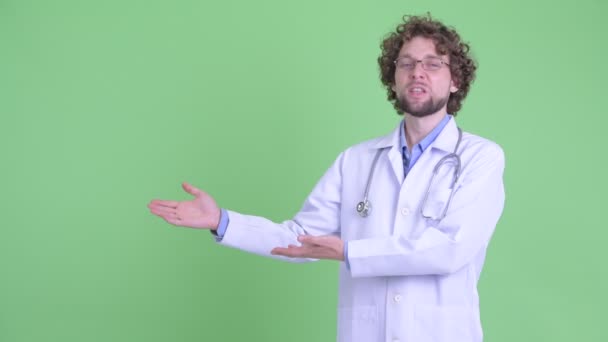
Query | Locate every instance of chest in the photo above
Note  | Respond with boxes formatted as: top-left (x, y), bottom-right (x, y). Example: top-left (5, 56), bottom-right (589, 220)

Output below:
top-left (339, 148), bottom-right (458, 241)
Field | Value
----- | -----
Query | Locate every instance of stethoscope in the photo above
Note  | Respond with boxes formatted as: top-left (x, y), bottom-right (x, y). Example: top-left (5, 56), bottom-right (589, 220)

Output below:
top-left (356, 127), bottom-right (463, 221)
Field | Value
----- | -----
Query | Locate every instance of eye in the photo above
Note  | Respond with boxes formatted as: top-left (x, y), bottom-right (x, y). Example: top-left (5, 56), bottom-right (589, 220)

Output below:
top-left (423, 59), bottom-right (442, 70)
top-left (396, 58), bottom-right (415, 69)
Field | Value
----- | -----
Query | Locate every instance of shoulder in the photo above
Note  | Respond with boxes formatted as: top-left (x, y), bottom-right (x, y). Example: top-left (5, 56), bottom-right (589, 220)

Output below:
top-left (346, 135), bottom-right (388, 153)
top-left (342, 124), bottom-right (399, 157)
top-left (461, 131), bottom-right (504, 160)
top-left (322, 128), bottom-right (396, 176)
top-left (338, 133), bottom-right (392, 165)
top-left (459, 130), bottom-right (506, 178)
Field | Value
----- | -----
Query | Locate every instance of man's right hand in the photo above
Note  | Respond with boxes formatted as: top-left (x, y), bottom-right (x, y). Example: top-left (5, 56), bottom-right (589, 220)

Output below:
top-left (148, 182), bottom-right (221, 230)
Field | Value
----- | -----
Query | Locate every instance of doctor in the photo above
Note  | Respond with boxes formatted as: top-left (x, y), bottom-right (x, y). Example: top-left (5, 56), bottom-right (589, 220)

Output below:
top-left (148, 14), bottom-right (505, 342)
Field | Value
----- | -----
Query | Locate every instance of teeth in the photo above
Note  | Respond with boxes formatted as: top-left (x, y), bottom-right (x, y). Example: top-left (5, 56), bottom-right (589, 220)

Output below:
top-left (412, 87), bottom-right (423, 93)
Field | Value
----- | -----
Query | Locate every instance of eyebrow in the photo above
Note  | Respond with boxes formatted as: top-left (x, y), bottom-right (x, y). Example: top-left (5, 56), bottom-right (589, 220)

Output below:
top-left (397, 54), bottom-right (443, 59)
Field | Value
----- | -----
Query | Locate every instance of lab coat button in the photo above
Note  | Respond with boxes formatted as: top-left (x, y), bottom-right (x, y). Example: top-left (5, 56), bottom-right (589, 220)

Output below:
top-left (401, 207), bottom-right (410, 216)
top-left (394, 294), bottom-right (402, 302)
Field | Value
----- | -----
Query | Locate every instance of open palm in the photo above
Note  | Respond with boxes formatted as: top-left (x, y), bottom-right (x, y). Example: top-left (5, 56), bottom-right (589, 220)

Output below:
top-left (148, 182), bottom-right (220, 229)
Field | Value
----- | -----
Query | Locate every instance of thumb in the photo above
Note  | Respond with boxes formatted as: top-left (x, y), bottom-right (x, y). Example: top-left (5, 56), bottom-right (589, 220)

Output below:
top-left (182, 182), bottom-right (202, 197)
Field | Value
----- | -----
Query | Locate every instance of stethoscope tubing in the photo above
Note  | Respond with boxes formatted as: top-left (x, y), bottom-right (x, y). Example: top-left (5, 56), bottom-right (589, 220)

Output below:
top-left (356, 148), bottom-right (384, 217)
top-left (356, 127), bottom-right (463, 221)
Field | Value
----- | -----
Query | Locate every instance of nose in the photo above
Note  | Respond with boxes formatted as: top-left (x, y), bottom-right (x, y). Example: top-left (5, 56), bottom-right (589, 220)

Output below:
top-left (410, 61), bottom-right (426, 79)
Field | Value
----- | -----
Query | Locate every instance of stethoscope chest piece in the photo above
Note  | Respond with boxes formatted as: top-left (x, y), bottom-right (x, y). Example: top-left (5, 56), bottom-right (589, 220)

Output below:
top-left (356, 200), bottom-right (371, 217)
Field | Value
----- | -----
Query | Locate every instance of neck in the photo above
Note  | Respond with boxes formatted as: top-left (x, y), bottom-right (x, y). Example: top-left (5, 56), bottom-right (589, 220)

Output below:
top-left (403, 112), bottom-right (448, 150)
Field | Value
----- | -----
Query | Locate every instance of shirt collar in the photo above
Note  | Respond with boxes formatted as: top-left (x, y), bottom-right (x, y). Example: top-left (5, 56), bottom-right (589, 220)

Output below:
top-left (372, 114), bottom-right (457, 151)
top-left (399, 114), bottom-right (452, 153)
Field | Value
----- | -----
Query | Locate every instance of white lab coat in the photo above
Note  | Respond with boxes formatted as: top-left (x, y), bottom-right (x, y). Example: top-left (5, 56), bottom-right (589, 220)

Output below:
top-left (218, 118), bottom-right (505, 342)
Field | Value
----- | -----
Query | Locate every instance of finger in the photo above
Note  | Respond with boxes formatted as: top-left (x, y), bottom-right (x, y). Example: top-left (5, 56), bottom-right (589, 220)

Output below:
top-left (270, 247), bottom-right (287, 256)
top-left (150, 208), bottom-right (178, 222)
top-left (298, 235), bottom-right (311, 243)
top-left (164, 216), bottom-right (183, 226)
top-left (149, 200), bottom-right (179, 208)
top-left (150, 206), bottom-right (176, 217)
top-left (272, 245), bottom-right (316, 258)
top-left (298, 235), bottom-right (334, 247)
top-left (182, 182), bottom-right (202, 197)
top-left (298, 235), bottom-right (324, 246)
top-left (271, 247), bottom-right (302, 257)
top-left (156, 210), bottom-right (179, 220)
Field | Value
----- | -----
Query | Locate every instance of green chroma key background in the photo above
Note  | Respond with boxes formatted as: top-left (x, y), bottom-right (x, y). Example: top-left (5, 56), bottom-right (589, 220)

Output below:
top-left (1, 0), bottom-right (606, 340)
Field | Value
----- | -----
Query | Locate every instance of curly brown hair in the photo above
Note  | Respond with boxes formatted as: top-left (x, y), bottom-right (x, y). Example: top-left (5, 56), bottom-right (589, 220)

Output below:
top-left (378, 14), bottom-right (477, 116)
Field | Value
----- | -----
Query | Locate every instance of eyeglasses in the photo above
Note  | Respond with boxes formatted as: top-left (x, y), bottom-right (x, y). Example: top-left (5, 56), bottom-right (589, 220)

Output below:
top-left (394, 57), bottom-right (450, 71)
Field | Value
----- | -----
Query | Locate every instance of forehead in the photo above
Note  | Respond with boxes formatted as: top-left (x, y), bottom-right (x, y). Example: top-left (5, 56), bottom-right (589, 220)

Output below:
top-left (398, 36), bottom-right (444, 58)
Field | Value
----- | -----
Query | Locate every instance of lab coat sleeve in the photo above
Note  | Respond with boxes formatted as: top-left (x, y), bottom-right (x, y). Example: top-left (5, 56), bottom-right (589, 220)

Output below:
top-left (216, 152), bottom-right (344, 263)
top-left (347, 144), bottom-right (505, 277)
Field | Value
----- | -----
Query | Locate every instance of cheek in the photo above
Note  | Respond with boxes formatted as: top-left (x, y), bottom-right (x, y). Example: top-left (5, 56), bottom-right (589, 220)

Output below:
top-left (391, 78), bottom-right (399, 93)
top-left (392, 74), bottom-right (408, 93)
top-left (433, 78), bottom-right (454, 96)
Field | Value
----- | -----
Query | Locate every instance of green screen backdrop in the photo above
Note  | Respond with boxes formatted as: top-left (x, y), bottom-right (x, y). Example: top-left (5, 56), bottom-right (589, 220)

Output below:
top-left (1, 0), bottom-right (607, 341)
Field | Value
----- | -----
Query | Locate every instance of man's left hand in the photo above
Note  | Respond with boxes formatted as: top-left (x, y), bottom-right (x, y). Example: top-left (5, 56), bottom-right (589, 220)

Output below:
top-left (271, 235), bottom-right (345, 261)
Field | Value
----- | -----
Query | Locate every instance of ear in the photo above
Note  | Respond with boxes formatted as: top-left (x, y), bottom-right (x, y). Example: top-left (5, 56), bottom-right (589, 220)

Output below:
top-left (450, 79), bottom-right (459, 93)
top-left (391, 84), bottom-right (396, 92)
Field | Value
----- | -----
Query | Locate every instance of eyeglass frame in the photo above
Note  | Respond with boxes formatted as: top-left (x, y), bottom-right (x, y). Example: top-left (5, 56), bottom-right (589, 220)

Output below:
top-left (393, 56), bottom-right (450, 71)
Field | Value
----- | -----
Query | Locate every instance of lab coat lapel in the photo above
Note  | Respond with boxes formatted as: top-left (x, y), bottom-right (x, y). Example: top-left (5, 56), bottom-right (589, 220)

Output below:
top-left (429, 118), bottom-right (459, 154)
top-left (387, 146), bottom-right (404, 184)
top-left (372, 122), bottom-right (404, 184)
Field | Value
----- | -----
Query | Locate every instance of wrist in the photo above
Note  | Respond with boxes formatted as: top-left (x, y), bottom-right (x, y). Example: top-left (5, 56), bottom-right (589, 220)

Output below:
top-left (212, 209), bottom-right (230, 238)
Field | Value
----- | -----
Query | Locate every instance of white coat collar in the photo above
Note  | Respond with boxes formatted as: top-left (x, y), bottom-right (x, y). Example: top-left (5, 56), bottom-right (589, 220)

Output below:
top-left (372, 116), bottom-right (459, 153)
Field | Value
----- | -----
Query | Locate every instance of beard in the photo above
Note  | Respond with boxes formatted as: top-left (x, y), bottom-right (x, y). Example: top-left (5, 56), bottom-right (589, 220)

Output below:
top-left (396, 94), bottom-right (449, 117)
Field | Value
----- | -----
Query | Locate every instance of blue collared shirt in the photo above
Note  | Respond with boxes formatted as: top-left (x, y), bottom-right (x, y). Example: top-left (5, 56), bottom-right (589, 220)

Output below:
top-left (400, 114), bottom-right (451, 177)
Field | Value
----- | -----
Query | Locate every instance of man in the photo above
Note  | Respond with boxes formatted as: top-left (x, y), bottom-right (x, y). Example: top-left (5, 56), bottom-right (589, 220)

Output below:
top-left (148, 14), bottom-right (505, 342)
